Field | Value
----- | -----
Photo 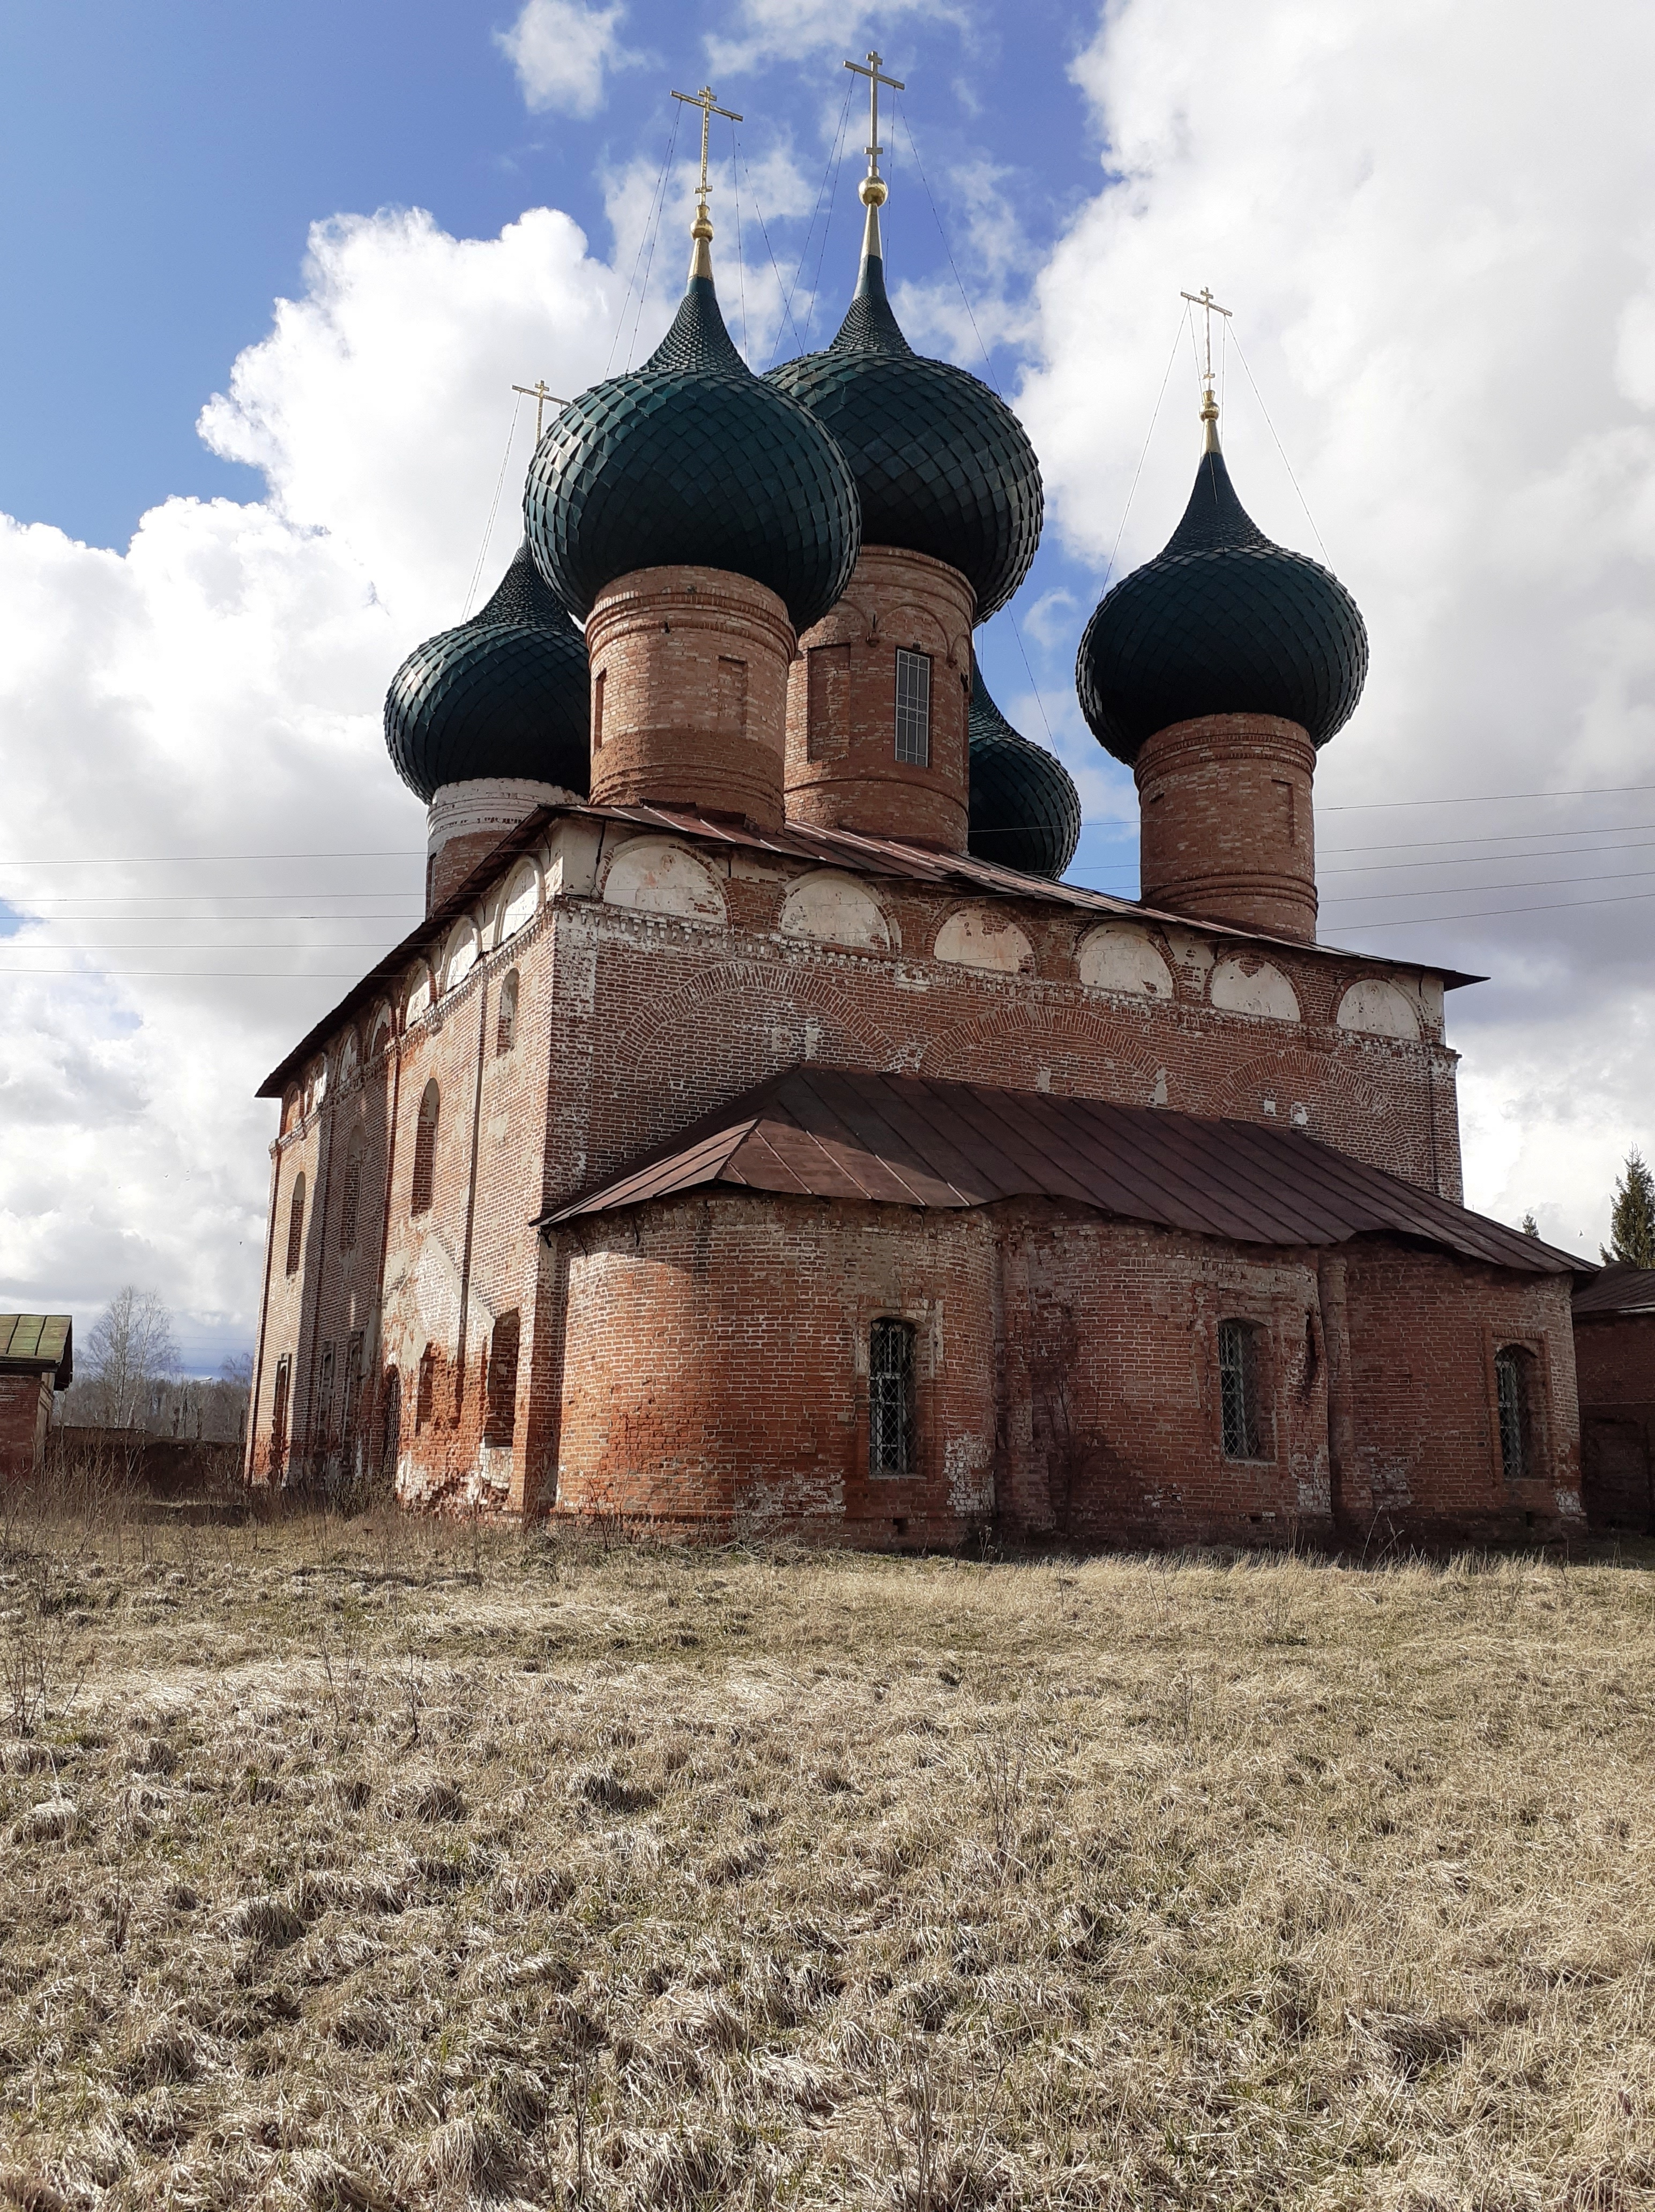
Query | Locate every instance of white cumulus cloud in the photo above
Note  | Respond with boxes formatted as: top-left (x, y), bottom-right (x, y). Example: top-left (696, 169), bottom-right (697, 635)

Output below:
top-left (496, 0), bottom-right (636, 118)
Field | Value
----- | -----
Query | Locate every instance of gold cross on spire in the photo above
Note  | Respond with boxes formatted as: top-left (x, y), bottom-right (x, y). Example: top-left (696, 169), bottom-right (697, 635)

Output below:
top-left (672, 83), bottom-right (742, 275)
top-left (845, 50), bottom-right (905, 259)
top-left (512, 380), bottom-right (568, 442)
top-left (1180, 286), bottom-right (1233, 452)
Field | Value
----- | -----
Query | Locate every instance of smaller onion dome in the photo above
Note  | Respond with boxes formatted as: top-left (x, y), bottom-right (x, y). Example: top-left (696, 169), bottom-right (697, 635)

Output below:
top-left (1076, 402), bottom-right (1368, 765)
top-left (384, 541), bottom-right (590, 804)
top-left (767, 197), bottom-right (1042, 619)
top-left (524, 211), bottom-right (859, 634)
top-left (968, 661), bottom-right (1081, 881)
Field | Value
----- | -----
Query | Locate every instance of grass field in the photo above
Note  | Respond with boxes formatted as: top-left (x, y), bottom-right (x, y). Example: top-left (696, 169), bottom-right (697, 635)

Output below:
top-left (2, 1503), bottom-right (1653, 2210)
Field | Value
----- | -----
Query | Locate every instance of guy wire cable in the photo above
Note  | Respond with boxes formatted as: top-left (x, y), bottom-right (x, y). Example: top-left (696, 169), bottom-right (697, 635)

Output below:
top-left (624, 101), bottom-right (684, 372)
top-left (772, 74), bottom-right (856, 367)
top-left (1226, 319), bottom-right (1329, 562)
top-left (737, 140), bottom-right (803, 361)
top-left (606, 102), bottom-right (681, 376)
top-left (461, 392), bottom-right (525, 619)
top-left (729, 120), bottom-right (749, 360)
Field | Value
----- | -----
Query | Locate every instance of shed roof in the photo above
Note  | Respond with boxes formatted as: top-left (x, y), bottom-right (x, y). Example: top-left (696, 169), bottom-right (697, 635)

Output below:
top-left (0, 1314), bottom-right (73, 1386)
top-left (257, 799), bottom-right (1481, 1098)
top-left (1573, 1264), bottom-right (1655, 1316)
top-left (536, 1065), bottom-right (1576, 1276)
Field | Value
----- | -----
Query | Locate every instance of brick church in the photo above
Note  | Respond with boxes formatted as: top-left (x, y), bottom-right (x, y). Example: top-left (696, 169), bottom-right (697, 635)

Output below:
top-left (247, 125), bottom-right (1584, 1548)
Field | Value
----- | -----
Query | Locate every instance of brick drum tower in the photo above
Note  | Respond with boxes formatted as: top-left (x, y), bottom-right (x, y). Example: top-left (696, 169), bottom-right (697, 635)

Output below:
top-left (246, 79), bottom-right (1585, 1550)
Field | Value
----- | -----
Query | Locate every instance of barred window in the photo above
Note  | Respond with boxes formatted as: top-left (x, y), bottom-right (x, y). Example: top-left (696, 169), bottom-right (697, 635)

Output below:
top-left (317, 1341), bottom-right (335, 1438)
top-left (381, 1368), bottom-right (401, 1482)
top-left (869, 1318), bottom-right (916, 1476)
top-left (285, 1174), bottom-right (305, 1275)
top-left (894, 648), bottom-right (931, 766)
top-left (1495, 1345), bottom-right (1535, 1481)
top-left (496, 969), bottom-right (519, 1056)
top-left (339, 1129), bottom-right (365, 1251)
top-left (1218, 1319), bottom-right (1262, 1460)
top-left (485, 1309), bottom-right (521, 1447)
top-left (341, 1332), bottom-right (364, 1451)
top-left (411, 1080), bottom-right (439, 1215)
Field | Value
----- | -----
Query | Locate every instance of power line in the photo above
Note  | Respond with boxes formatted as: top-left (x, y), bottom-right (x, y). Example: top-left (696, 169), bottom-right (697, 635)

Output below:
top-left (1321, 863), bottom-right (1655, 906)
top-left (1326, 884), bottom-right (1655, 929)
top-left (1322, 781), bottom-right (1655, 812)
top-left (0, 851), bottom-right (421, 868)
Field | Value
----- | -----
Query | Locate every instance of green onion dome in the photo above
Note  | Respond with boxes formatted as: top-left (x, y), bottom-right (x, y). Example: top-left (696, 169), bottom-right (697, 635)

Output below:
top-left (767, 247), bottom-right (1042, 619)
top-left (1076, 425), bottom-right (1368, 765)
top-left (383, 541), bottom-right (590, 804)
top-left (523, 261), bottom-right (860, 635)
top-left (967, 660), bottom-right (1080, 881)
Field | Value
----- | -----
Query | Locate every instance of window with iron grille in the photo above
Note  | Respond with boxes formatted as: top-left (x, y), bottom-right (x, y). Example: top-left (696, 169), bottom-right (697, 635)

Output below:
top-left (1218, 1319), bottom-right (1262, 1460)
top-left (381, 1368), bottom-right (401, 1482)
top-left (1495, 1345), bottom-right (1533, 1481)
top-left (411, 1080), bottom-right (439, 1215)
top-left (341, 1331), bottom-right (364, 1452)
top-left (271, 1354), bottom-right (291, 1473)
top-left (317, 1341), bottom-right (335, 1440)
top-left (485, 1310), bottom-right (521, 1446)
top-left (894, 648), bottom-right (931, 766)
top-left (285, 1174), bottom-right (305, 1275)
top-left (869, 1318), bottom-right (916, 1476)
top-left (339, 1129), bottom-right (364, 1251)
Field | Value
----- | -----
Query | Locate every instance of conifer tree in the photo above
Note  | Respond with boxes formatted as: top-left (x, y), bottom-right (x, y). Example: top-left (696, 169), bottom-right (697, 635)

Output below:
top-left (1521, 1212), bottom-right (1539, 1238)
top-left (1602, 1149), bottom-right (1655, 1268)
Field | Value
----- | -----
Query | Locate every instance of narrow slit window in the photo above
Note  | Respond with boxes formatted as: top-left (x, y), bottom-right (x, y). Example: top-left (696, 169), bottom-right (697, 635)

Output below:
top-left (316, 1342), bottom-right (336, 1440)
top-left (869, 1318), bottom-right (916, 1476)
top-left (416, 1344), bottom-right (437, 1432)
top-left (341, 1331), bottom-right (364, 1452)
top-left (592, 667), bottom-right (605, 748)
top-left (496, 969), bottom-right (519, 1056)
top-left (411, 1080), bottom-right (439, 1215)
top-left (894, 648), bottom-right (931, 766)
top-left (285, 1174), bottom-right (305, 1275)
top-left (270, 1354), bottom-right (291, 1473)
top-left (1218, 1319), bottom-right (1263, 1460)
top-left (484, 1309), bottom-right (521, 1447)
top-left (1495, 1346), bottom-right (1534, 1481)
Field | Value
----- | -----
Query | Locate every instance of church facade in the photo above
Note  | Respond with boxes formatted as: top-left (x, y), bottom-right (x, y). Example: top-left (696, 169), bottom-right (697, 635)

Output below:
top-left (246, 132), bottom-right (1584, 1549)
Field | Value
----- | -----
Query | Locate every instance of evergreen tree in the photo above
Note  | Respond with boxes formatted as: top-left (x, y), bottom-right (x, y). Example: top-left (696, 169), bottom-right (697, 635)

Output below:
top-left (1602, 1149), bottom-right (1655, 1268)
top-left (1521, 1212), bottom-right (1539, 1238)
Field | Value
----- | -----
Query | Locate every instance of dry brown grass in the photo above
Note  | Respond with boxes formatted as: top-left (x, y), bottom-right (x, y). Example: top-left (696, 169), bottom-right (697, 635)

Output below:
top-left (1, 1498), bottom-right (1653, 2210)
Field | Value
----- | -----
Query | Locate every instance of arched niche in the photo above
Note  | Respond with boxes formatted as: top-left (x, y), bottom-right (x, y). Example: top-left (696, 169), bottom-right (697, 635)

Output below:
top-left (442, 917), bottom-right (480, 993)
top-left (403, 962), bottom-right (435, 1028)
top-left (280, 1087), bottom-right (301, 1135)
top-left (1077, 922), bottom-right (1174, 1000)
top-left (366, 1002), bottom-right (395, 1061)
top-left (1336, 977), bottom-right (1421, 1040)
top-left (495, 858), bottom-right (543, 946)
top-left (303, 1056), bottom-right (327, 1115)
top-left (934, 906), bottom-right (1035, 975)
top-left (1210, 955), bottom-right (1300, 1023)
top-left (778, 870), bottom-right (893, 951)
top-left (602, 837), bottom-right (727, 924)
top-left (334, 1028), bottom-right (361, 1090)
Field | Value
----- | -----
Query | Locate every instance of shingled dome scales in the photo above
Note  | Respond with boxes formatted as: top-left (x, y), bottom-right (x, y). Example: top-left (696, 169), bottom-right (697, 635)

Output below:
top-left (768, 228), bottom-right (1043, 621)
top-left (967, 661), bottom-right (1082, 881)
top-left (383, 540), bottom-right (591, 804)
top-left (1076, 429), bottom-right (1369, 766)
top-left (523, 240), bottom-right (860, 636)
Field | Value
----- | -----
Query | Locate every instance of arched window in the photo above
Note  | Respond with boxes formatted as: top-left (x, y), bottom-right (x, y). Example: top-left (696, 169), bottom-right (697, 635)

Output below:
top-left (894, 648), bottom-right (931, 766)
top-left (485, 1310), bottom-right (521, 1446)
top-left (1218, 1319), bottom-right (1264, 1460)
top-left (869, 1318), bottom-right (916, 1475)
top-left (339, 1129), bottom-right (366, 1251)
top-left (1495, 1345), bottom-right (1537, 1481)
top-left (496, 969), bottom-right (520, 1056)
top-left (411, 1081), bottom-right (438, 1215)
top-left (285, 1174), bottom-right (306, 1275)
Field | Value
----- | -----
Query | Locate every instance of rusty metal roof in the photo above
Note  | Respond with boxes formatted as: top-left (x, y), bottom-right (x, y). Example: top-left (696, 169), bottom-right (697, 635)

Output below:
top-left (0, 1313), bottom-right (73, 1385)
top-left (1574, 1264), bottom-right (1655, 1316)
top-left (536, 1065), bottom-right (1576, 1275)
top-left (257, 798), bottom-right (1482, 1098)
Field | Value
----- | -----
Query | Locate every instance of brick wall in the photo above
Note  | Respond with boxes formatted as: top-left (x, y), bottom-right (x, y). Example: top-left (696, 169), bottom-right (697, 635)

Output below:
top-left (549, 1193), bottom-right (996, 1545)
top-left (1572, 1313), bottom-right (1655, 1531)
top-left (0, 1373), bottom-right (52, 1483)
top-left (585, 566), bottom-right (795, 826)
top-left (785, 546), bottom-right (974, 850)
top-left (1135, 714), bottom-right (1318, 941)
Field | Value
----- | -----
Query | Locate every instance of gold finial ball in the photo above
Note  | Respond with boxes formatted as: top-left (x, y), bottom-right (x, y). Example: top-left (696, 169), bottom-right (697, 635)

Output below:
top-left (859, 175), bottom-right (888, 208)
top-left (691, 211), bottom-right (714, 242)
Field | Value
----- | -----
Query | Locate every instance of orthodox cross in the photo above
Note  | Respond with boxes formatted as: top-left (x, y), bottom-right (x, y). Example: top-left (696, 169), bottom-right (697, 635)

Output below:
top-left (845, 50), bottom-right (904, 186)
top-left (512, 380), bottom-right (567, 441)
top-left (671, 83), bottom-right (743, 221)
top-left (1180, 286), bottom-right (1232, 399)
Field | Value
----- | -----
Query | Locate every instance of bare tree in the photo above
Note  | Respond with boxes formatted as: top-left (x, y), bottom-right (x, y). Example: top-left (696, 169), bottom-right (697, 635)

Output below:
top-left (81, 1287), bottom-right (180, 1429)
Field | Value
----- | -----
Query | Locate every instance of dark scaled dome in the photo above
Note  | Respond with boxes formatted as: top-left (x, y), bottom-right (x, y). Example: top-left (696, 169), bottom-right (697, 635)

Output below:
top-left (967, 660), bottom-right (1081, 881)
top-left (384, 540), bottom-right (590, 804)
top-left (524, 261), bottom-right (859, 634)
top-left (1076, 431), bottom-right (1368, 765)
top-left (768, 248), bottom-right (1042, 620)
